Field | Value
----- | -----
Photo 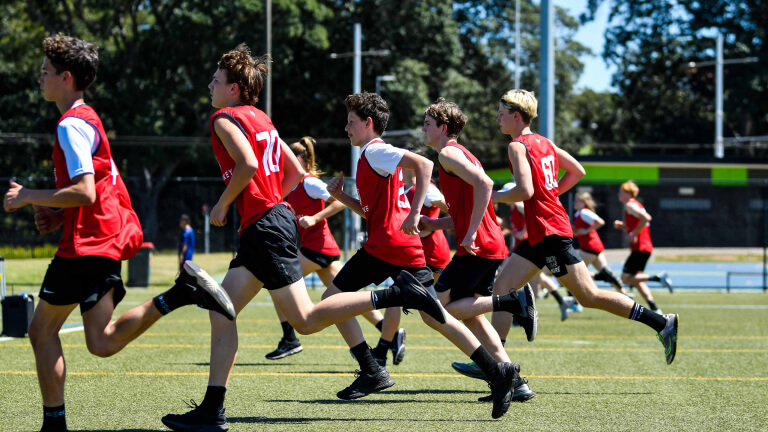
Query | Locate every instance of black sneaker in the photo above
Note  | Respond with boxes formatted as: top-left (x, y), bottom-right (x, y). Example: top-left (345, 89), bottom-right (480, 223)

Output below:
top-left (336, 367), bottom-right (395, 400)
top-left (393, 271), bottom-right (446, 324)
top-left (514, 284), bottom-right (537, 342)
top-left (479, 375), bottom-right (536, 403)
top-left (179, 262), bottom-right (236, 321)
top-left (657, 314), bottom-right (679, 365)
top-left (451, 361), bottom-right (486, 380)
top-left (161, 400), bottom-right (228, 432)
top-left (265, 338), bottom-right (303, 360)
top-left (391, 328), bottom-right (406, 365)
top-left (487, 362), bottom-right (519, 419)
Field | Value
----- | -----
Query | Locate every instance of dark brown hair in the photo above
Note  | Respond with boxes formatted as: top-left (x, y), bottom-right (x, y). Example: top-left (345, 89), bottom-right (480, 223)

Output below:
top-left (218, 44), bottom-right (270, 105)
top-left (424, 97), bottom-right (467, 138)
top-left (43, 34), bottom-right (98, 91)
top-left (344, 92), bottom-right (389, 135)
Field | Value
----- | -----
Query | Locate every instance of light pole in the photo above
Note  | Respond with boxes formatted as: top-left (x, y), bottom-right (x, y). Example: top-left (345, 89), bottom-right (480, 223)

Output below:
top-left (515, 0), bottom-right (521, 89)
top-left (686, 33), bottom-right (758, 158)
top-left (329, 23), bottom-right (391, 257)
top-left (375, 75), bottom-right (396, 95)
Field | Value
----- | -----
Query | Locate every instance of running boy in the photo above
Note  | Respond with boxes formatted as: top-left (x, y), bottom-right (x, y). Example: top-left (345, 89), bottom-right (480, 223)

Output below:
top-left (161, 46), bottom-right (445, 432)
top-left (3, 35), bottom-right (236, 432)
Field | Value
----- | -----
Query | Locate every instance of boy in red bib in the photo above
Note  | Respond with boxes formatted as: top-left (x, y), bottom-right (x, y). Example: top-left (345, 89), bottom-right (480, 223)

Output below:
top-left (161, 47), bottom-right (445, 431)
top-left (326, 93), bottom-right (525, 419)
top-left (491, 89), bottom-right (678, 366)
top-left (417, 98), bottom-right (537, 403)
top-left (3, 35), bottom-right (236, 432)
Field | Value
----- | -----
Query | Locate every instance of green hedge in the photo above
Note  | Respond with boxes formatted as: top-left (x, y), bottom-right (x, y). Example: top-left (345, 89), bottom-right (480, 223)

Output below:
top-left (0, 244), bottom-right (58, 259)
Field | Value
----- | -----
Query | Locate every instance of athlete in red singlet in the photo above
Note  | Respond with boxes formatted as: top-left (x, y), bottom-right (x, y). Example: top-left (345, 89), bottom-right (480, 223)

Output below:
top-left (614, 180), bottom-right (674, 313)
top-left (572, 191), bottom-right (627, 296)
top-left (2, 35), bottom-right (237, 432)
top-left (490, 89), bottom-right (678, 366)
top-left (326, 93), bottom-right (522, 418)
top-left (162, 47), bottom-right (446, 431)
top-left (416, 98), bottom-right (537, 404)
top-left (267, 137), bottom-right (407, 365)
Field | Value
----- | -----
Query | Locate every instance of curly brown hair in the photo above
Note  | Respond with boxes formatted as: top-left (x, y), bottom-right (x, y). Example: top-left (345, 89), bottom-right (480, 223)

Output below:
top-left (344, 92), bottom-right (389, 135)
top-left (217, 44), bottom-right (270, 105)
top-left (424, 97), bottom-right (467, 138)
top-left (42, 34), bottom-right (98, 91)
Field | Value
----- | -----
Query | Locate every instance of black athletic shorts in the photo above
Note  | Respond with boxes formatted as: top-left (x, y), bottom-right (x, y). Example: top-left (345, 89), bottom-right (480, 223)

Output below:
top-left (333, 248), bottom-right (433, 292)
top-left (229, 204), bottom-right (304, 290)
top-left (623, 250), bottom-right (652, 274)
top-left (434, 255), bottom-right (504, 301)
top-left (513, 235), bottom-right (583, 278)
top-left (39, 256), bottom-right (125, 313)
top-left (426, 264), bottom-right (445, 276)
top-left (300, 247), bottom-right (340, 269)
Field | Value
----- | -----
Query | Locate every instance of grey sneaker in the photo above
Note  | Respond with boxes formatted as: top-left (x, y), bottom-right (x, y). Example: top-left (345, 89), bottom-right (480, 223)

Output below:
top-left (657, 314), bottom-right (678, 365)
top-left (560, 297), bottom-right (574, 322)
top-left (451, 361), bottom-right (486, 380)
top-left (179, 261), bottom-right (236, 321)
top-left (391, 328), bottom-right (406, 365)
top-left (658, 271), bottom-right (674, 293)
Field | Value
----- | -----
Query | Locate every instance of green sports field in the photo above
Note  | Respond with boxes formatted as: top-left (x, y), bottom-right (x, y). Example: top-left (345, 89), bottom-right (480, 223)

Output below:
top-left (1, 257), bottom-right (767, 431)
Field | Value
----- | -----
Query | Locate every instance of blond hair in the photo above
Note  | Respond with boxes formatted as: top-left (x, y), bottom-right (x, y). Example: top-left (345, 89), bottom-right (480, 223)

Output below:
top-left (620, 180), bottom-right (640, 198)
top-left (500, 90), bottom-right (538, 124)
top-left (576, 191), bottom-right (597, 211)
top-left (290, 137), bottom-right (323, 177)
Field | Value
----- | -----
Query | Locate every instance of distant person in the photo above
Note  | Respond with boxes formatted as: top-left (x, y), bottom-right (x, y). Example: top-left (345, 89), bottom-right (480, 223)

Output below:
top-left (572, 192), bottom-right (627, 294)
top-left (614, 180), bottom-right (674, 314)
top-left (2, 34), bottom-right (235, 432)
top-left (178, 214), bottom-right (195, 270)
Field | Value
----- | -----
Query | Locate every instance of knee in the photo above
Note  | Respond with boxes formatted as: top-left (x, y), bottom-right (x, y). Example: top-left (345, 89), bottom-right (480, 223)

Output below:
top-left (290, 320), bottom-right (315, 335)
top-left (321, 287), bottom-right (341, 301)
top-left (621, 273), bottom-right (633, 284)
top-left (86, 341), bottom-right (116, 358)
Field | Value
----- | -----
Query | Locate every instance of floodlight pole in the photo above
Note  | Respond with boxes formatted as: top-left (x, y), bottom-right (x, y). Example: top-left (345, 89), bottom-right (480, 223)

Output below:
top-left (686, 34), bottom-right (758, 159)
top-left (515, 0), bottom-right (521, 89)
top-left (329, 23), bottom-right (391, 257)
top-left (265, 0), bottom-right (272, 117)
top-left (539, 0), bottom-right (555, 140)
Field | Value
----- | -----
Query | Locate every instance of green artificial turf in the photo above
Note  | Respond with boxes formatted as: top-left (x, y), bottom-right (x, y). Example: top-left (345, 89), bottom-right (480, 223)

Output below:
top-left (2, 288), bottom-right (767, 431)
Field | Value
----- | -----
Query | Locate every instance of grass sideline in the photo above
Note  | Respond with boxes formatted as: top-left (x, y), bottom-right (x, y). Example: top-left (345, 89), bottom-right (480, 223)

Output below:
top-left (1, 289), bottom-right (767, 431)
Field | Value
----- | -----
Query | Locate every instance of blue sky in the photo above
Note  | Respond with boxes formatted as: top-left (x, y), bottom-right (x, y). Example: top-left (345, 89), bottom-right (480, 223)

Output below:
top-left (553, 0), bottom-right (617, 92)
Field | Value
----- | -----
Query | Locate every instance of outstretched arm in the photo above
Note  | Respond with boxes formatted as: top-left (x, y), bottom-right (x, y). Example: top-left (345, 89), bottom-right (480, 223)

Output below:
top-left (555, 145), bottom-right (586, 195)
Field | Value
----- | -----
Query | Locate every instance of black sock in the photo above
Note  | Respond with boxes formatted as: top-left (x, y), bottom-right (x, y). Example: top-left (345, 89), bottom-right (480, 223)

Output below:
top-left (594, 268), bottom-right (608, 282)
top-left (647, 300), bottom-right (658, 311)
top-left (550, 290), bottom-right (564, 305)
top-left (470, 346), bottom-right (498, 380)
top-left (350, 342), bottom-right (379, 374)
top-left (153, 274), bottom-right (195, 315)
top-left (375, 320), bottom-right (384, 331)
top-left (281, 321), bottom-right (297, 341)
top-left (649, 275), bottom-right (661, 282)
top-left (500, 340), bottom-right (506, 347)
top-left (371, 286), bottom-right (400, 309)
top-left (42, 404), bottom-right (66, 432)
top-left (200, 385), bottom-right (226, 414)
top-left (628, 303), bottom-right (666, 332)
top-left (372, 338), bottom-right (391, 359)
top-left (493, 293), bottom-right (522, 315)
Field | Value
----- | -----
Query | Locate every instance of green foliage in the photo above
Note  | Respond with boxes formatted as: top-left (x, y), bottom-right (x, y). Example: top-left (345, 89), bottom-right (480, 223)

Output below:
top-left (582, 0), bottom-right (768, 147)
top-left (0, 244), bottom-right (58, 259)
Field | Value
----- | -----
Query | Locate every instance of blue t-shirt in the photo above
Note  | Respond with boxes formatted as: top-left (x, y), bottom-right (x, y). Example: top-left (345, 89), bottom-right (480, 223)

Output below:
top-left (179, 226), bottom-right (195, 261)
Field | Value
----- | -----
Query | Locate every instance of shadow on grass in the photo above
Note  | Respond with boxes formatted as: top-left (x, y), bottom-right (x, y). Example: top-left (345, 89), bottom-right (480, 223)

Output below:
top-left (180, 362), bottom-right (354, 368)
top-left (539, 391), bottom-right (653, 395)
top-left (265, 397), bottom-right (485, 405)
top-left (229, 416), bottom-right (496, 425)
